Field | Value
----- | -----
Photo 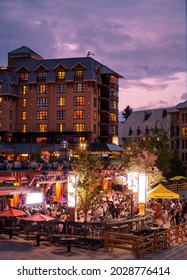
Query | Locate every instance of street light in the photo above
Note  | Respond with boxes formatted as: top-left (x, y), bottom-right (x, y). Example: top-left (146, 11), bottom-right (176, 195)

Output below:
top-left (127, 171), bottom-right (148, 216)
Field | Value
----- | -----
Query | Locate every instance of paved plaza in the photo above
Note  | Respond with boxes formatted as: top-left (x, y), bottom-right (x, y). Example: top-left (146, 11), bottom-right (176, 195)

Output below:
top-left (0, 230), bottom-right (186, 260)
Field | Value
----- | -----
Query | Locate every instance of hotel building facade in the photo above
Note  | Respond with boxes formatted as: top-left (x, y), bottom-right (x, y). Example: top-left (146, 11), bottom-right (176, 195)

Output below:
top-left (0, 46), bottom-right (123, 154)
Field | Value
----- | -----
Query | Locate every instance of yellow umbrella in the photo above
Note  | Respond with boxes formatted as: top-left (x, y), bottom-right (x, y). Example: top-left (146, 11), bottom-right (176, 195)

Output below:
top-left (148, 183), bottom-right (179, 199)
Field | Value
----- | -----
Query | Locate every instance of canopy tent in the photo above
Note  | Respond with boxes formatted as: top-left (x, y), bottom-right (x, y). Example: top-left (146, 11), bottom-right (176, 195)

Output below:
top-left (148, 183), bottom-right (179, 199)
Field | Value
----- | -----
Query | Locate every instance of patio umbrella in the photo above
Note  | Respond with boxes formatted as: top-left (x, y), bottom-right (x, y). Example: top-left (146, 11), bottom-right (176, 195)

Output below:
top-left (0, 208), bottom-right (27, 217)
top-left (169, 175), bottom-right (186, 181)
top-left (21, 213), bottom-right (56, 246)
top-left (0, 208), bottom-right (27, 239)
top-left (21, 212), bottom-right (55, 222)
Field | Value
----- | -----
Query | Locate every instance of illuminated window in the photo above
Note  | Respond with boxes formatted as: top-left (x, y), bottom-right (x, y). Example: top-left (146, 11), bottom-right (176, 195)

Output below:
top-left (38, 72), bottom-right (47, 81)
top-left (22, 124), bottom-right (26, 132)
top-left (57, 84), bottom-right (66, 93)
top-left (109, 126), bottom-right (117, 134)
top-left (22, 111), bottom-right (26, 120)
top-left (73, 137), bottom-right (85, 143)
top-left (0, 97), bottom-right (2, 103)
top-left (22, 98), bottom-right (26, 107)
top-left (74, 70), bottom-right (84, 79)
top-left (110, 75), bottom-right (118, 84)
top-left (74, 96), bottom-right (85, 106)
top-left (37, 98), bottom-right (48, 107)
top-left (57, 71), bottom-right (66, 79)
top-left (57, 97), bottom-right (65, 106)
top-left (57, 110), bottom-right (65, 120)
top-left (73, 110), bottom-right (85, 119)
top-left (74, 83), bottom-right (85, 93)
top-left (36, 124), bottom-right (48, 132)
top-left (110, 101), bottom-right (117, 109)
top-left (182, 127), bottom-right (187, 136)
top-left (37, 85), bottom-right (48, 94)
top-left (57, 123), bottom-right (66, 132)
top-left (37, 111), bottom-right (48, 120)
top-left (93, 111), bottom-right (97, 120)
top-left (20, 85), bottom-right (28, 95)
top-left (20, 73), bottom-right (28, 81)
top-left (36, 137), bottom-right (47, 143)
top-left (73, 123), bottom-right (85, 132)
top-left (110, 113), bottom-right (117, 122)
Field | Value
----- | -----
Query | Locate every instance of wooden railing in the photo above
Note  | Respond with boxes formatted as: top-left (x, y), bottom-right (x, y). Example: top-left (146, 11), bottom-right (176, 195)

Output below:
top-left (168, 182), bottom-right (187, 191)
top-left (104, 222), bottom-right (187, 258)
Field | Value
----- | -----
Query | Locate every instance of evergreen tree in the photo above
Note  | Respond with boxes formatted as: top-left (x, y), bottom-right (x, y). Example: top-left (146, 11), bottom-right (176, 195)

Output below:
top-left (122, 105), bottom-right (133, 121)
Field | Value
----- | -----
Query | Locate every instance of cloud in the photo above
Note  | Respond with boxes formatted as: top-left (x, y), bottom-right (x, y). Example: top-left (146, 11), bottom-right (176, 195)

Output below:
top-left (0, 0), bottom-right (186, 111)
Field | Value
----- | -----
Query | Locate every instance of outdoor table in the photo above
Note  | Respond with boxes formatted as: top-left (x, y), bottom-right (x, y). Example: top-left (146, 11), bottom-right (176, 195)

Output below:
top-left (52, 234), bottom-right (62, 243)
top-left (3, 226), bottom-right (20, 239)
top-left (58, 237), bottom-right (78, 252)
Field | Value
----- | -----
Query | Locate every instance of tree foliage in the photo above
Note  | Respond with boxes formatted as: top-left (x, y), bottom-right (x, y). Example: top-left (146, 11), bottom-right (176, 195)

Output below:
top-left (121, 143), bottom-right (163, 187)
top-left (121, 105), bottom-right (133, 122)
top-left (146, 123), bottom-right (172, 176)
top-left (72, 149), bottom-right (104, 221)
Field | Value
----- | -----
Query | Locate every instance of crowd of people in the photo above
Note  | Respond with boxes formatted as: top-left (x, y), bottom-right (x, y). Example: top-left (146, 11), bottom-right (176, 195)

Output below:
top-left (3, 187), bottom-right (187, 228)
top-left (147, 195), bottom-right (187, 225)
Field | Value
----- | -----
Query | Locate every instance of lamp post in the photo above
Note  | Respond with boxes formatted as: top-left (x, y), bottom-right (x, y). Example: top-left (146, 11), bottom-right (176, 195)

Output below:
top-left (138, 173), bottom-right (148, 216)
top-left (127, 171), bottom-right (148, 216)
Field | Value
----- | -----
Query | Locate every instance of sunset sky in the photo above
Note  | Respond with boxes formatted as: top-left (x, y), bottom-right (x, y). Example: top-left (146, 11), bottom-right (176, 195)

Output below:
top-left (0, 0), bottom-right (186, 114)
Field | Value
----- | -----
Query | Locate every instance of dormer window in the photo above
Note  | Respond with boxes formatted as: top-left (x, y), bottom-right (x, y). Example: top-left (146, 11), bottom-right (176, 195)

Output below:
top-left (38, 72), bottom-right (47, 81)
top-left (20, 73), bottom-right (28, 81)
top-left (74, 70), bottom-right (84, 80)
top-left (129, 126), bottom-right (133, 135)
top-left (137, 126), bottom-right (141, 135)
top-left (57, 71), bottom-right (66, 80)
top-left (145, 125), bottom-right (149, 135)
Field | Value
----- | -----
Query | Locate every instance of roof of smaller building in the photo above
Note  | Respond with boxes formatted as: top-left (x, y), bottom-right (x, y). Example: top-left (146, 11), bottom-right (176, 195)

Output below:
top-left (118, 107), bottom-right (171, 141)
top-left (8, 45), bottom-right (42, 58)
top-left (88, 143), bottom-right (124, 153)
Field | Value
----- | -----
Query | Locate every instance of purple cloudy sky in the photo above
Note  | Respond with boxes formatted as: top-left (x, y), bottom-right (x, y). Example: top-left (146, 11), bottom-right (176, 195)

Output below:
top-left (0, 0), bottom-right (186, 113)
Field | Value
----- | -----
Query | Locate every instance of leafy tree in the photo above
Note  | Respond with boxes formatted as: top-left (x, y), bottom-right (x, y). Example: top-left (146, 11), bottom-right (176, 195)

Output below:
top-left (168, 150), bottom-right (186, 177)
top-left (145, 123), bottom-right (172, 176)
top-left (72, 149), bottom-right (105, 222)
top-left (121, 144), bottom-right (163, 187)
top-left (122, 105), bottom-right (132, 122)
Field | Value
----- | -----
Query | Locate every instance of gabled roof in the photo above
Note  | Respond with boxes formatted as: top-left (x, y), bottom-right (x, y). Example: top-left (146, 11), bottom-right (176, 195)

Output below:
top-left (13, 56), bottom-right (123, 82)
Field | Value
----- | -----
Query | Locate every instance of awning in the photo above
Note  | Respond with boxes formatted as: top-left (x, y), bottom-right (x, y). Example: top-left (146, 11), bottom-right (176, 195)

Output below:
top-left (148, 183), bottom-right (179, 199)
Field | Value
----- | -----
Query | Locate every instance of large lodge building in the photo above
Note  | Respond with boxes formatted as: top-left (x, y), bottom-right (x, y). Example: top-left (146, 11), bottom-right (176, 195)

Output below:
top-left (0, 46), bottom-right (123, 157)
